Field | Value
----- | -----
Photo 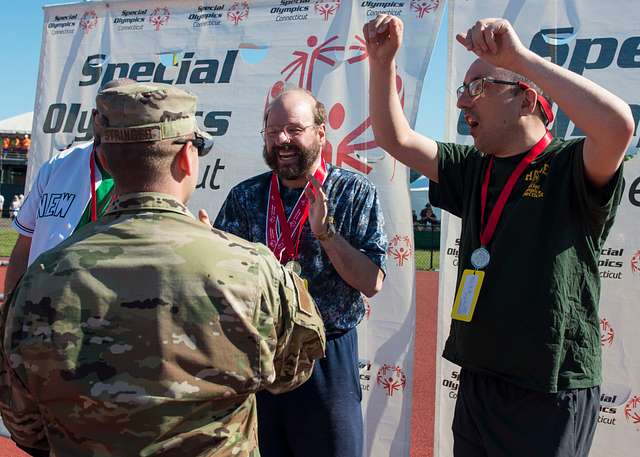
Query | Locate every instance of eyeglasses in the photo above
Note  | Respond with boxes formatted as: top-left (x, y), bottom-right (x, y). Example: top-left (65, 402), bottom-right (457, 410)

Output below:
top-left (457, 77), bottom-right (555, 125)
top-left (260, 123), bottom-right (316, 140)
top-left (174, 133), bottom-right (211, 157)
top-left (456, 77), bottom-right (521, 99)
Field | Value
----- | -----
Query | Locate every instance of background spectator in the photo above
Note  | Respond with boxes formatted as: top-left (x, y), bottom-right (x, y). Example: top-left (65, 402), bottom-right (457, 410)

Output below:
top-left (9, 195), bottom-right (20, 220)
top-left (420, 204), bottom-right (440, 227)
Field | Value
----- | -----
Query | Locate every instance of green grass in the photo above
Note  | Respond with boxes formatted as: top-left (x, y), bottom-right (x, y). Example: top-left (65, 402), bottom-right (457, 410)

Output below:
top-left (415, 249), bottom-right (439, 271)
top-left (0, 229), bottom-right (17, 257)
top-left (0, 227), bottom-right (440, 269)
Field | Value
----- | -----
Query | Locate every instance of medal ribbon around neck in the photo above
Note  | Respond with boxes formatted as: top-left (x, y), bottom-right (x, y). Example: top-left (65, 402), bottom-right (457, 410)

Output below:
top-left (479, 130), bottom-right (553, 249)
top-left (267, 159), bottom-right (328, 264)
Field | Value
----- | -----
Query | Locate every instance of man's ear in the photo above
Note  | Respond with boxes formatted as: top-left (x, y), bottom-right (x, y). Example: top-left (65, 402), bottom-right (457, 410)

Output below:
top-left (317, 123), bottom-right (326, 146)
top-left (521, 88), bottom-right (539, 116)
top-left (177, 142), bottom-right (195, 176)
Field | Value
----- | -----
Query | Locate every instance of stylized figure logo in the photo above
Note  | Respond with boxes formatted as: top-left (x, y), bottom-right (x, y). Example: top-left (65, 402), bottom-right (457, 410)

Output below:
top-left (600, 318), bottom-right (614, 346)
top-left (314, 0), bottom-right (341, 21)
top-left (388, 234), bottom-right (413, 267)
top-left (624, 395), bottom-right (640, 425)
top-left (410, 0), bottom-right (440, 18)
top-left (149, 7), bottom-right (170, 31)
top-left (227, 1), bottom-right (249, 26)
top-left (631, 250), bottom-right (640, 276)
top-left (376, 364), bottom-right (407, 397)
top-left (279, 35), bottom-right (345, 91)
top-left (267, 34), bottom-right (406, 175)
top-left (79, 10), bottom-right (98, 33)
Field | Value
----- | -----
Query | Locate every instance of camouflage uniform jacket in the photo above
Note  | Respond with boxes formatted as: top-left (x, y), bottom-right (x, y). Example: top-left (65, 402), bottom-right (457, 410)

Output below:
top-left (0, 192), bottom-right (326, 457)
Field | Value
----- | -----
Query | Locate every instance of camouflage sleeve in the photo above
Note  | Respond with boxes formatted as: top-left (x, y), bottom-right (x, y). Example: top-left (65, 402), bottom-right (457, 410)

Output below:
top-left (255, 250), bottom-right (326, 394)
top-left (0, 285), bottom-right (49, 453)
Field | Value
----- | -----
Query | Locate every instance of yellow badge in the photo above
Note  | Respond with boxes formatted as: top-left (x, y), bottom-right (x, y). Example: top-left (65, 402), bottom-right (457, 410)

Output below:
top-left (451, 269), bottom-right (485, 322)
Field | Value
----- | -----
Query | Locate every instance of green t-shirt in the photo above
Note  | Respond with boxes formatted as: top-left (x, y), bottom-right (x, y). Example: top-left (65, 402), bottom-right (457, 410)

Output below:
top-left (73, 159), bottom-right (115, 233)
top-left (430, 138), bottom-right (624, 392)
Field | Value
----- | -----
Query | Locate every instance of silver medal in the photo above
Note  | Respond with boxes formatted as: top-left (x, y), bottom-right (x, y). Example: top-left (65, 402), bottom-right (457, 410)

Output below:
top-left (470, 247), bottom-right (490, 270)
top-left (285, 260), bottom-right (302, 275)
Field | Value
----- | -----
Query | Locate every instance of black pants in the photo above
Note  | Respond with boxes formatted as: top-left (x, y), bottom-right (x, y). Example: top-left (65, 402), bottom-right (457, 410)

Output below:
top-left (257, 327), bottom-right (363, 457)
top-left (453, 369), bottom-right (599, 457)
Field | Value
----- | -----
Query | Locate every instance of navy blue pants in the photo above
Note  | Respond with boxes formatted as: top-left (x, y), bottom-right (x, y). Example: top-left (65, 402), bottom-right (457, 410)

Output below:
top-left (453, 369), bottom-right (600, 457)
top-left (257, 327), bottom-right (363, 457)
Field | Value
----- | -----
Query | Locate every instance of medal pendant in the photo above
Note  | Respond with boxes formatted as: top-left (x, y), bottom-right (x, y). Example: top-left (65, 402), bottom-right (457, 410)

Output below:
top-left (470, 247), bottom-right (490, 270)
top-left (285, 260), bottom-right (302, 275)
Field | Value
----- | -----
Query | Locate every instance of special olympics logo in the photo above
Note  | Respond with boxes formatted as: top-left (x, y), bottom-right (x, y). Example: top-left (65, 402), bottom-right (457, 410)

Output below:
top-left (265, 33), bottom-right (401, 176)
top-left (624, 395), bottom-right (640, 425)
top-left (314, 0), bottom-right (340, 21)
top-left (410, 0), bottom-right (440, 18)
top-left (600, 318), bottom-right (615, 346)
top-left (388, 234), bottom-right (413, 267)
top-left (79, 10), bottom-right (98, 33)
top-left (376, 364), bottom-right (407, 397)
top-left (631, 250), bottom-right (640, 276)
top-left (227, 1), bottom-right (249, 26)
top-left (149, 7), bottom-right (170, 31)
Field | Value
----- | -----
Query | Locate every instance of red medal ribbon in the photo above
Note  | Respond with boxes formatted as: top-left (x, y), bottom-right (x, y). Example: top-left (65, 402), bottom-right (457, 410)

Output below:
top-left (90, 145), bottom-right (98, 222)
top-left (267, 159), bottom-right (328, 263)
top-left (479, 130), bottom-right (552, 246)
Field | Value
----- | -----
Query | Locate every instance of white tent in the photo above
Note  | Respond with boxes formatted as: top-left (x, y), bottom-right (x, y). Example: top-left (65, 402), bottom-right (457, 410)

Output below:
top-left (0, 112), bottom-right (33, 135)
top-left (410, 175), bottom-right (429, 216)
top-left (410, 175), bottom-right (441, 218)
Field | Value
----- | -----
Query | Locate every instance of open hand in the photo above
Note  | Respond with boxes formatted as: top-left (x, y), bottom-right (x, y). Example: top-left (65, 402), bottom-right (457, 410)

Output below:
top-left (198, 208), bottom-right (212, 228)
top-left (304, 175), bottom-right (329, 237)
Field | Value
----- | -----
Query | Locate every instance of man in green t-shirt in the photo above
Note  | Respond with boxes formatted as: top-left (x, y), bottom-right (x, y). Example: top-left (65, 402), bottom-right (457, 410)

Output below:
top-left (365, 15), bottom-right (634, 457)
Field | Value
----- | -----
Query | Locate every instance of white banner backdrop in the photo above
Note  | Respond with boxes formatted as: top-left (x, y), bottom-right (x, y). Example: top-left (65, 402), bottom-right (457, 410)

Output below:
top-left (25, 1), bottom-right (446, 455)
top-left (436, 1), bottom-right (640, 456)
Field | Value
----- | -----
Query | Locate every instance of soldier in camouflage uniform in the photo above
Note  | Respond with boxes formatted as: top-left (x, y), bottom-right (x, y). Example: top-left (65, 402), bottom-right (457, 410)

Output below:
top-left (0, 82), bottom-right (326, 457)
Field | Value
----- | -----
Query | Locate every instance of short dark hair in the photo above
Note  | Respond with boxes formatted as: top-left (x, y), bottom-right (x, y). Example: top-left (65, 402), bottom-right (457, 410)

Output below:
top-left (494, 68), bottom-right (552, 123)
top-left (101, 135), bottom-right (191, 189)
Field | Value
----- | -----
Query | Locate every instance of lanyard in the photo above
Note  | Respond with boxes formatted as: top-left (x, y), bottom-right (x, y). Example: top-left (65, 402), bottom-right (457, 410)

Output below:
top-left (89, 145), bottom-right (99, 222)
top-left (266, 159), bottom-right (327, 263)
top-left (479, 131), bottom-right (552, 246)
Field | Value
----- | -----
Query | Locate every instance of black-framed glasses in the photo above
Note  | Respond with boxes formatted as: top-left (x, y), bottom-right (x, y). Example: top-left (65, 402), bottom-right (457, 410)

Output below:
top-left (260, 123), bottom-right (316, 140)
top-left (456, 77), bottom-right (520, 99)
top-left (174, 133), bottom-right (210, 156)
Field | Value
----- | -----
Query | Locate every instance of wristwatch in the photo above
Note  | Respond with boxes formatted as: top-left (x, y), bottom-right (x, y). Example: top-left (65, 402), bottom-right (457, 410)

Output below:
top-left (316, 216), bottom-right (336, 241)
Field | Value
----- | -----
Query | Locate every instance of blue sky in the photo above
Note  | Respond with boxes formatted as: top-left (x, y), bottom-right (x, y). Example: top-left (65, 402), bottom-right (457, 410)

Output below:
top-left (0, 1), bottom-right (447, 142)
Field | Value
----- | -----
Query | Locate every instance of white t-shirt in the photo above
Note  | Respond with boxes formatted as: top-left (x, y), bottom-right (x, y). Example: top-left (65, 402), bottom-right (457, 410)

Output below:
top-left (13, 141), bottom-right (106, 266)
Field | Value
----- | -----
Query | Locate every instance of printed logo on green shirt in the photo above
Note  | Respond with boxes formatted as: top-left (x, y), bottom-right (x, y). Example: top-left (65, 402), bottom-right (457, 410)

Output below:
top-left (523, 163), bottom-right (551, 199)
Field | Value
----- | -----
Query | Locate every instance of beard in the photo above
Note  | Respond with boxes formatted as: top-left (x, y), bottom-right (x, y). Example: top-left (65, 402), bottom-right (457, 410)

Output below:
top-left (263, 139), bottom-right (321, 180)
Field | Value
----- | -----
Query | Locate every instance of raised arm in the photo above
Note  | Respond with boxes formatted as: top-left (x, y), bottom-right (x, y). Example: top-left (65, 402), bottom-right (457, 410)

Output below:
top-left (457, 18), bottom-right (635, 188)
top-left (364, 15), bottom-right (440, 182)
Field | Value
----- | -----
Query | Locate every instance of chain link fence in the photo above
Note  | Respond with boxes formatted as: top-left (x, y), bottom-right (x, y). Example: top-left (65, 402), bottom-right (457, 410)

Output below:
top-left (414, 224), bottom-right (440, 271)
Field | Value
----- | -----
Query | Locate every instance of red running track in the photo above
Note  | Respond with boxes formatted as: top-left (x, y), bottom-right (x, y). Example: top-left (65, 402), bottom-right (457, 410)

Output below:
top-left (0, 268), bottom-right (439, 457)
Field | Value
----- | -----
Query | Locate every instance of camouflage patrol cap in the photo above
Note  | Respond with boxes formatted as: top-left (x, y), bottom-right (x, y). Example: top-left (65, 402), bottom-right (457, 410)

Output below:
top-left (96, 82), bottom-right (213, 151)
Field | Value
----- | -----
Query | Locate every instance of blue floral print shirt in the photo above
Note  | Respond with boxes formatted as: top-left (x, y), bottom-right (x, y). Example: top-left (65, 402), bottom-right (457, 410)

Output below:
top-left (214, 164), bottom-right (387, 335)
